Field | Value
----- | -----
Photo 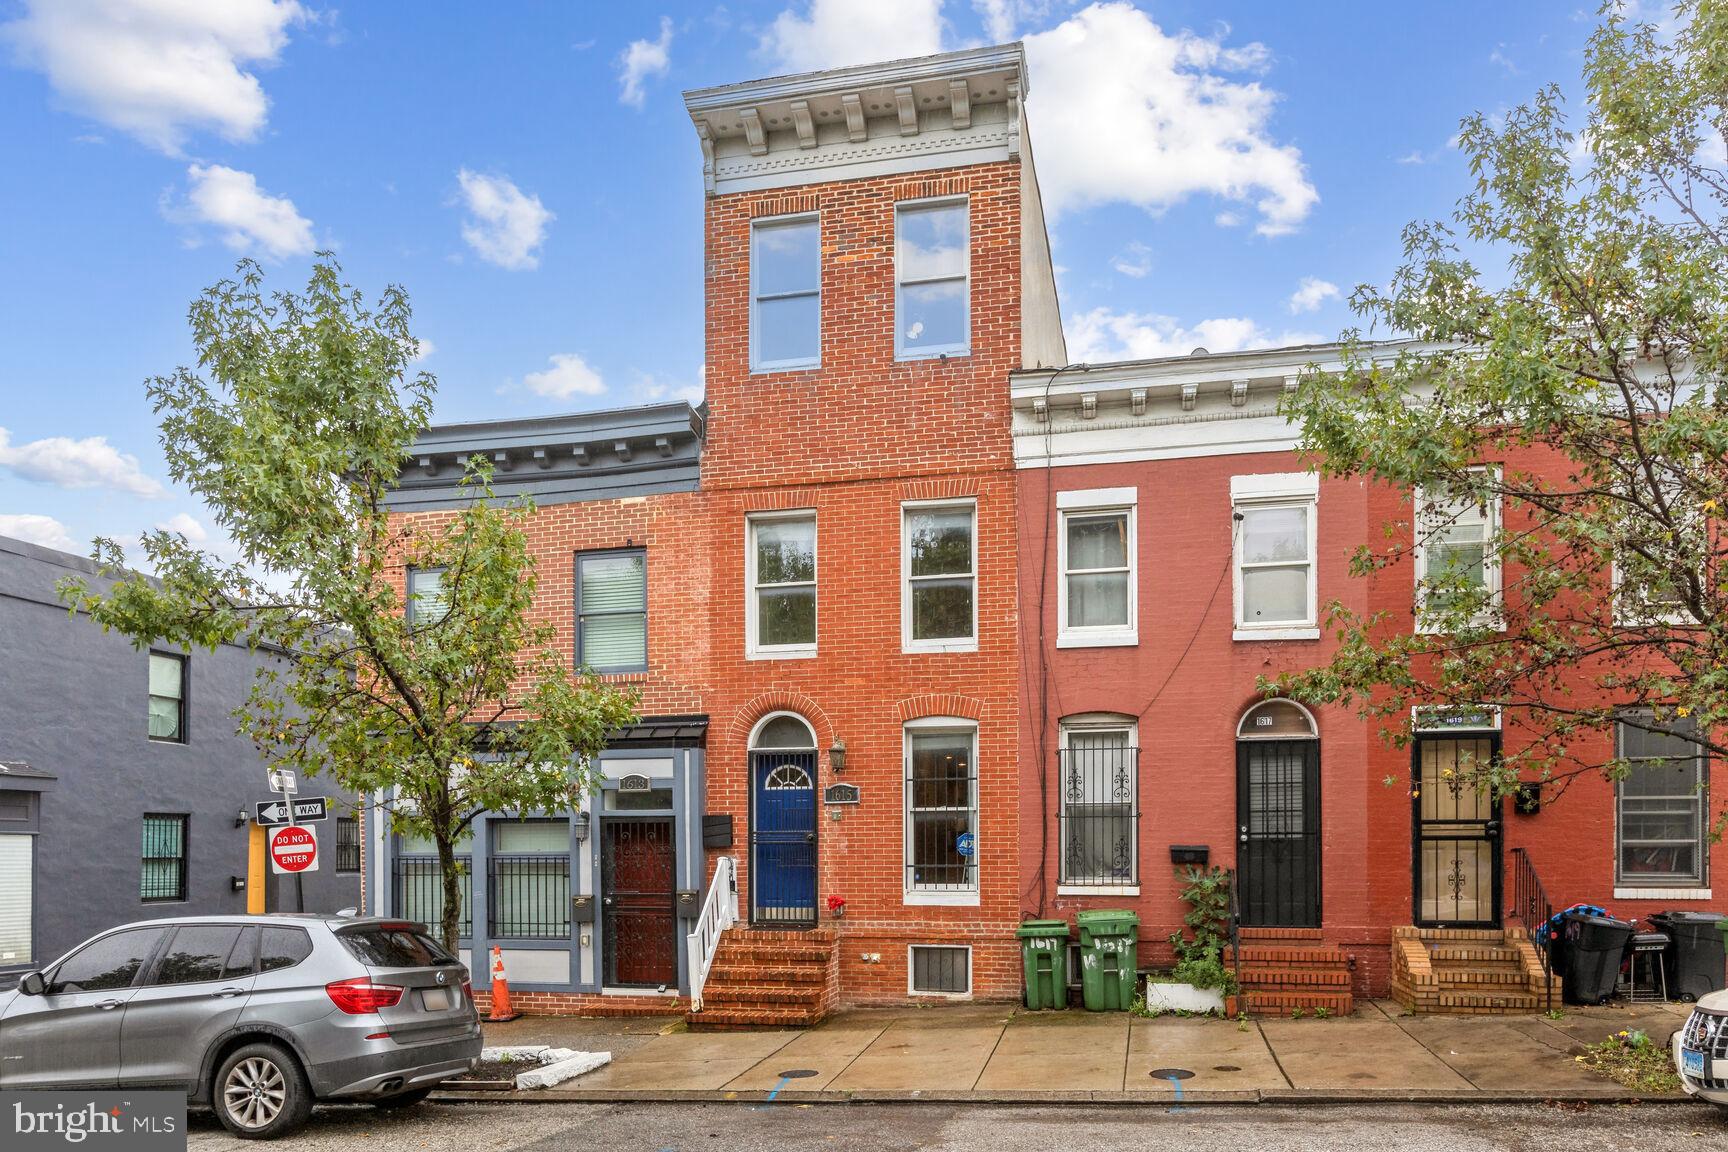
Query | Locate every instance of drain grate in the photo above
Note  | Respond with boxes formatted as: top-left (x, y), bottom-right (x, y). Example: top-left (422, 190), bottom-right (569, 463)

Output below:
top-left (1150, 1068), bottom-right (1194, 1080)
top-left (777, 1069), bottom-right (820, 1079)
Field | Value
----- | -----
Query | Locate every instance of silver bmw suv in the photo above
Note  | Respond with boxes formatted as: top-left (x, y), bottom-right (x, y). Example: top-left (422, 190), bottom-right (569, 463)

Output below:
top-left (0, 914), bottom-right (481, 1139)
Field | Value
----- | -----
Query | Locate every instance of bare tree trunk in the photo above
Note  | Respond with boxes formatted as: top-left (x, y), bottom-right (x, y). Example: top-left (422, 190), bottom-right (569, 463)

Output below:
top-left (435, 831), bottom-right (461, 955)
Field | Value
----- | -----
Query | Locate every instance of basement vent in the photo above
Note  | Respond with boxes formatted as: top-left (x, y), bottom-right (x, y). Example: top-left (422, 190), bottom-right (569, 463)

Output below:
top-left (909, 945), bottom-right (970, 996)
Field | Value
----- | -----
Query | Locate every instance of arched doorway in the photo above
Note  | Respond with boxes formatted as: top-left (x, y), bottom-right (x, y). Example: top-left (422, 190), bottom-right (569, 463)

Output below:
top-left (748, 713), bottom-right (818, 926)
top-left (1236, 700), bottom-right (1321, 928)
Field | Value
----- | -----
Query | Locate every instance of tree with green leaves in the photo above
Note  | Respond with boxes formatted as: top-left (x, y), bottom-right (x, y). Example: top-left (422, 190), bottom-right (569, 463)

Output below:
top-left (61, 255), bottom-right (639, 951)
top-left (1277, 0), bottom-right (1728, 826)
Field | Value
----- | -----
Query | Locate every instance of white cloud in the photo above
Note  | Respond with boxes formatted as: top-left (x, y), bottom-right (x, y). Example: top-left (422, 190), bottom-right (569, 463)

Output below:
top-left (1110, 241), bottom-right (1152, 278)
top-left (761, 0), bottom-right (943, 72)
top-left (456, 169), bottom-right (554, 271)
top-left (1, 0), bottom-right (304, 154)
top-left (619, 16), bottom-right (673, 108)
top-left (410, 338), bottom-right (436, 364)
top-left (1287, 276), bottom-right (1339, 314)
top-left (634, 370), bottom-right (704, 406)
top-left (1025, 3), bottom-right (1317, 236)
top-left (523, 353), bottom-right (605, 400)
top-left (1067, 307), bottom-right (1321, 363)
top-left (1488, 44), bottom-right (1520, 75)
top-left (972, 0), bottom-right (1047, 41)
top-left (0, 513), bottom-right (77, 552)
top-left (176, 164), bottom-right (315, 260)
top-left (154, 512), bottom-right (208, 543)
top-left (0, 426), bottom-right (165, 496)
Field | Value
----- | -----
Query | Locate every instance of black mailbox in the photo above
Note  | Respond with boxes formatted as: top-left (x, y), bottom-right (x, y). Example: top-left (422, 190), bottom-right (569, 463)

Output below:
top-left (1170, 844), bottom-right (1210, 866)
top-left (703, 814), bottom-right (734, 848)
top-left (570, 894), bottom-right (596, 924)
top-left (1513, 782), bottom-right (1542, 815)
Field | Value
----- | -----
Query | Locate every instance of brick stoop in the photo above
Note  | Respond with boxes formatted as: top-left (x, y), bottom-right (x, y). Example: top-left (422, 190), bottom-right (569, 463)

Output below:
top-left (1391, 925), bottom-right (1561, 1014)
top-left (1229, 930), bottom-right (1354, 1018)
top-left (687, 926), bottom-right (839, 1031)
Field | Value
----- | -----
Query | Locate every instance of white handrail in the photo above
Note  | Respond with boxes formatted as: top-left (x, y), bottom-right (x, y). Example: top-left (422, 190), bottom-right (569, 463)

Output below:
top-left (686, 855), bottom-right (738, 1012)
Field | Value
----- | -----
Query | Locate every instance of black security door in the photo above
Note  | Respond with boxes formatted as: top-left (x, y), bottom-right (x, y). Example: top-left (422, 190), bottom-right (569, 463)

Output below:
top-left (1236, 739), bottom-right (1322, 928)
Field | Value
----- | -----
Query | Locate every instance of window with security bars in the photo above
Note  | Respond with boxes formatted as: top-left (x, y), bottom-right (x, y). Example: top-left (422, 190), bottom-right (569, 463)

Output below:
top-left (395, 830), bottom-right (473, 936)
top-left (1617, 715), bottom-right (1708, 885)
top-left (335, 816), bottom-right (361, 873)
top-left (141, 814), bottom-right (188, 902)
top-left (577, 550), bottom-right (648, 672)
top-left (1059, 726), bottom-right (1138, 886)
top-left (488, 820), bottom-right (571, 939)
top-left (905, 726), bottom-right (978, 894)
top-left (148, 652), bottom-right (186, 742)
top-left (909, 945), bottom-right (970, 995)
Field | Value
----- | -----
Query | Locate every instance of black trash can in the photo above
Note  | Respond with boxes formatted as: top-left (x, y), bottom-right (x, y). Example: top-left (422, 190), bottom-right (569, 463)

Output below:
top-left (1561, 912), bottom-right (1635, 1005)
top-left (1649, 911), bottom-right (1728, 1002)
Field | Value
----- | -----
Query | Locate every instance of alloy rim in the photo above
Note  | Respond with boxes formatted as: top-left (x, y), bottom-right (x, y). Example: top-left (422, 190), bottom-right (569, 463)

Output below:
top-left (223, 1056), bottom-right (287, 1129)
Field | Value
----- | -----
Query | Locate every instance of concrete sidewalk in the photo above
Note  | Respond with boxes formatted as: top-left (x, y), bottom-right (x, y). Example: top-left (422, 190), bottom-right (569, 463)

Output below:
top-left (453, 999), bottom-right (1702, 1105)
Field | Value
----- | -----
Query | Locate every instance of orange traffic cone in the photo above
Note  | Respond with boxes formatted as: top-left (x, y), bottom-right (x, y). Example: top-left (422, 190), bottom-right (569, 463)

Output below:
top-left (485, 945), bottom-right (521, 1022)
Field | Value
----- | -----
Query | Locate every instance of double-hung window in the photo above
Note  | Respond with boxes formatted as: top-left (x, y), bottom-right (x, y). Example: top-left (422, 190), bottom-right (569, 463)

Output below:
top-left (1415, 473), bottom-right (1501, 630)
top-left (488, 820), bottom-right (571, 940)
top-left (1616, 715), bottom-right (1708, 888)
top-left (895, 199), bottom-right (969, 360)
top-left (1231, 473), bottom-right (1319, 640)
top-left (751, 215), bottom-right (820, 371)
top-left (903, 501), bottom-right (976, 652)
top-left (407, 566), bottom-right (450, 626)
top-left (1057, 488), bottom-right (1136, 647)
top-left (576, 549), bottom-right (648, 673)
top-left (904, 720), bottom-right (978, 904)
top-left (141, 814), bottom-right (188, 903)
top-left (148, 652), bottom-right (187, 743)
top-left (748, 513), bottom-right (817, 657)
top-left (1058, 719), bottom-right (1139, 890)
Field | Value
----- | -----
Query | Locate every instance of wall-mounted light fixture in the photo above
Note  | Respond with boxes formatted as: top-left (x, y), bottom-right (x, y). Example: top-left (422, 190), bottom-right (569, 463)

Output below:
top-left (829, 739), bottom-right (847, 774)
top-left (230, 876), bottom-right (247, 892)
top-left (234, 808), bottom-right (249, 829)
top-left (572, 812), bottom-right (592, 841)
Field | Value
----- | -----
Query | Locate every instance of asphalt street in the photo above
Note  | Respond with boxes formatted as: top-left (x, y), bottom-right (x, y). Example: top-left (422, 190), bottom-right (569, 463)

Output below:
top-left (185, 1100), bottom-right (1728, 1152)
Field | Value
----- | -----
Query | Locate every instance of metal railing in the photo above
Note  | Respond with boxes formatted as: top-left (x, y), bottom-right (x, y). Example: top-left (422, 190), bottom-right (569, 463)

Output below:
top-left (487, 855), bottom-right (571, 939)
top-left (686, 855), bottom-right (738, 1013)
top-left (393, 855), bottom-right (473, 937)
top-left (1057, 746), bottom-right (1139, 886)
top-left (1509, 847), bottom-right (1555, 1012)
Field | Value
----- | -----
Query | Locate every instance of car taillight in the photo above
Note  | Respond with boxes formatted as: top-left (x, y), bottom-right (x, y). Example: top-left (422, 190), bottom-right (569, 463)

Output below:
top-left (461, 979), bottom-right (473, 1002)
top-left (325, 978), bottom-right (404, 1014)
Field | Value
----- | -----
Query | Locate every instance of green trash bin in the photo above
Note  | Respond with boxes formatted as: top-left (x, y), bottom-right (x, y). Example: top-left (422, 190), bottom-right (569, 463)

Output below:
top-left (1076, 909), bottom-right (1140, 1011)
top-left (1017, 919), bottom-right (1071, 1010)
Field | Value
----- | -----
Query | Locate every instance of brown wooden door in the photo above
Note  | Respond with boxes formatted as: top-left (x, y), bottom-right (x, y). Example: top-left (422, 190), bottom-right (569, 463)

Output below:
top-left (601, 819), bottom-right (677, 988)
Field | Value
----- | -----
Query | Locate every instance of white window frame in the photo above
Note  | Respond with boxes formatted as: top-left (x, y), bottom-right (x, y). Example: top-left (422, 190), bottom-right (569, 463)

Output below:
top-left (901, 499), bottom-right (978, 654)
top-left (750, 213), bottom-right (821, 373)
top-left (902, 717), bottom-right (980, 906)
top-left (906, 943), bottom-right (973, 999)
top-left (1056, 715), bottom-right (1140, 896)
top-left (1056, 488), bottom-right (1137, 648)
top-left (1413, 470), bottom-right (1503, 633)
top-left (1231, 473), bottom-right (1320, 641)
top-left (746, 511), bottom-right (817, 660)
top-left (1610, 557), bottom-right (1693, 628)
top-left (894, 196), bottom-right (970, 361)
top-left (1614, 714), bottom-right (1709, 889)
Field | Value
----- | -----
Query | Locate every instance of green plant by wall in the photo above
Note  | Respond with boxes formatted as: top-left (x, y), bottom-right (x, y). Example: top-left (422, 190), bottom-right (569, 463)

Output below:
top-left (1168, 865), bottom-right (1233, 966)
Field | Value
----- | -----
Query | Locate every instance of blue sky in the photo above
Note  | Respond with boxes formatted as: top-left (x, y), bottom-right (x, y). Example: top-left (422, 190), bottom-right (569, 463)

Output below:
top-left (0, 1), bottom-right (1616, 558)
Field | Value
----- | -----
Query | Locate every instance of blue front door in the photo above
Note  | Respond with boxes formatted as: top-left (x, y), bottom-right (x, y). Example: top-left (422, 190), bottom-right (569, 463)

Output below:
top-left (750, 751), bottom-right (817, 925)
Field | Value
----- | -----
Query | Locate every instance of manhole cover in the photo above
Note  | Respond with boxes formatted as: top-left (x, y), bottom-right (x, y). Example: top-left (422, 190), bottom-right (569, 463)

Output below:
top-left (1150, 1068), bottom-right (1194, 1080)
top-left (777, 1069), bottom-right (820, 1079)
top-left (1212, 1064), bottom-right (1241, 1072)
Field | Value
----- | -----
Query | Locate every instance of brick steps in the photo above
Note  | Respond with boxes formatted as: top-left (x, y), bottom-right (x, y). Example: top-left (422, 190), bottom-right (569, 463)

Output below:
top-left (688, 926), bottom-right (837, 1031)
top-left (1228, 938), bottom-right (1355, 1018)
top-left (1391, 926), bottom-right (1559, 1015)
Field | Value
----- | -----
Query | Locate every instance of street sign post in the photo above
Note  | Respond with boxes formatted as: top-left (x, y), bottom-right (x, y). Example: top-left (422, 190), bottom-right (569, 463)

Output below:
top-left (269, 824), bottom-right (319, 874)
top-left (268, 769), bottom-right (298, 795)
top-left (254, 797), bottom-right (329, 826)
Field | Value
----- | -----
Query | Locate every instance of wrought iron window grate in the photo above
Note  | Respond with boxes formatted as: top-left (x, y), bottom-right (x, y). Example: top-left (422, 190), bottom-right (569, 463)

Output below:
top-left (1058, 742), bottom-right (1138, 886)
top-left (393, 854), bottom-right (473, 937)
top-left (487, 854), bottom-right (571, 939)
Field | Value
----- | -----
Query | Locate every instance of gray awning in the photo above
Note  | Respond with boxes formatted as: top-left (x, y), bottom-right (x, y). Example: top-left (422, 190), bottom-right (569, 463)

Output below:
top-left (0, 760), bottom-right (57, 791)
top-left (608, 716), bottom-right (709, 748)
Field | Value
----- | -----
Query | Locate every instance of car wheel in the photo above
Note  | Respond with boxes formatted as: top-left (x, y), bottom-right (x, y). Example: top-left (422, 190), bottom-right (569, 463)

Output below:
top-left (213, 1042), bottom-right (313, 1140)
top-left (370, 1086), bottom-right (436, 1110)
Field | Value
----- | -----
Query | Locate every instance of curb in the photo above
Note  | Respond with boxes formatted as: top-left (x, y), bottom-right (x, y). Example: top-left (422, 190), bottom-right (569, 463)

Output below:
top-left (430, 1087), bottom-right (1700, 1107)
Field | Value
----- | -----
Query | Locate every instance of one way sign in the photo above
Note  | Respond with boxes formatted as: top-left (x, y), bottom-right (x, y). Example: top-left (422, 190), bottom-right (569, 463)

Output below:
top-left (254, 797), bottom-right (330, 826)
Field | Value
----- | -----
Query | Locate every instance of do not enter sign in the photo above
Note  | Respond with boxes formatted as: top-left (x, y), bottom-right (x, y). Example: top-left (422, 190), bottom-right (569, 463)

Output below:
top-left (269, 824), bottom-right (319, 874)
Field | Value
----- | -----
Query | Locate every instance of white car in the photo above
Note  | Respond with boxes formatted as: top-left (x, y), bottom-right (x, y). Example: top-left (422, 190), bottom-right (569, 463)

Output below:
top-left (1674, 988), bottom-right (1728, 1105)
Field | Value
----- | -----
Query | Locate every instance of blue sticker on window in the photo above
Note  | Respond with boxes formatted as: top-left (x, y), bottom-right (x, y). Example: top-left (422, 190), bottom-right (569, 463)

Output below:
top-left (955, 832), bottom-right (975, 858)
